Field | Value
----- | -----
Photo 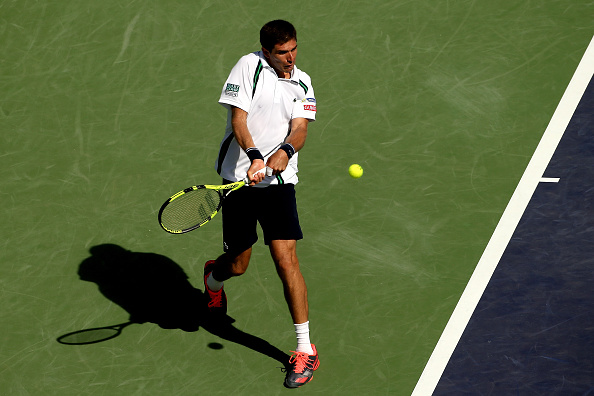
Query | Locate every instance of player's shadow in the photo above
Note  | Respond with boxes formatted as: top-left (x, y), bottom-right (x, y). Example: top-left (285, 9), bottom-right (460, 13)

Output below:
top-left (71, 244), bottom-right (290, 367)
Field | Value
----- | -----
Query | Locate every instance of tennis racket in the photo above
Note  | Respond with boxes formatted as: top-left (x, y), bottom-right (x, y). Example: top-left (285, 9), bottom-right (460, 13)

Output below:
top-left (158, 167), bottom-right (271, 234)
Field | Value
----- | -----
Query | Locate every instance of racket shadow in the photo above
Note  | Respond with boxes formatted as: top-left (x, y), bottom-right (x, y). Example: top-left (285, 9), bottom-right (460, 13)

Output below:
top-left (59, 244), bottom-right (289, 368)
top-left (57, 322), bottom-right (135, 345)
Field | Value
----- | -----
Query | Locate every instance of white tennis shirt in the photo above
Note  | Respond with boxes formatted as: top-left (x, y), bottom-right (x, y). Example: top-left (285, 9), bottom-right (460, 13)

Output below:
top-left (216, 51), bottom-right (317, 186)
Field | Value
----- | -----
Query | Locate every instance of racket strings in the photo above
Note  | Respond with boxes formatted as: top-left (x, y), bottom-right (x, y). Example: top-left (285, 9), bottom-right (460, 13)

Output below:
top-left (160, 188), bottom-right (221, 232)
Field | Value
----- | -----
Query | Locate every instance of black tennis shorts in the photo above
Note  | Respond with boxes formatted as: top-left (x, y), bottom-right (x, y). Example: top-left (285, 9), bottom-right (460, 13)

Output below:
top-left (221, 183), bottom-right (303, 254)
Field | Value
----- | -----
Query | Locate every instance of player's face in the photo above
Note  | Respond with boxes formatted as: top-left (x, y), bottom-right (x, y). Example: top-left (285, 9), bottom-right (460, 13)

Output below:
top-left (263, 39), bottom-right (298, 78)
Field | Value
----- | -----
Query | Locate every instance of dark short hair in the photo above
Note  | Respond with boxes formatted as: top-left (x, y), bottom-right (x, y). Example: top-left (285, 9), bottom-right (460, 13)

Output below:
top-left (260, 20), bottom-right (297, 51)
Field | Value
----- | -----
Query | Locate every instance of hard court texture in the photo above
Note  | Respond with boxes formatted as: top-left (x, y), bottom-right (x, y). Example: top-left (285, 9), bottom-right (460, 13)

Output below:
top-left (1, 1), bottom-right (593, 395)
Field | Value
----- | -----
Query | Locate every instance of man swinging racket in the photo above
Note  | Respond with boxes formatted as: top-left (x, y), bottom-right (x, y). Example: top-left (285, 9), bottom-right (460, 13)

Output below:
top-left (204, 20), bottom-right (319, 388)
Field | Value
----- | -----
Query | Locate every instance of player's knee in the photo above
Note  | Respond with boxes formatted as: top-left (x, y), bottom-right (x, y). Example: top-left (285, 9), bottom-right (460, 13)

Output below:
top-left (275, 256), bottom-right (300, 277)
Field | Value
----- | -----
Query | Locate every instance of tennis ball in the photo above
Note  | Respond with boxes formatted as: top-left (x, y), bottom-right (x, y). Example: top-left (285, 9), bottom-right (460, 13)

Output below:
top-left (349, 164), bottom-right (363, 179)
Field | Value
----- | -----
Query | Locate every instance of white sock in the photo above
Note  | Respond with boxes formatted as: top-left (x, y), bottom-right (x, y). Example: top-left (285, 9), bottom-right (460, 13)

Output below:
top-left (294, 321), bottom-right (314, 354)
top-left (206, 272), bottom-right (224, 292)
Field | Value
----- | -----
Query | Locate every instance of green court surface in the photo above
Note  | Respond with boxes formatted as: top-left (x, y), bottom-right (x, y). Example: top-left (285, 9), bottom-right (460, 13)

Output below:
top-left (1, 1), bottom-right (592, 394)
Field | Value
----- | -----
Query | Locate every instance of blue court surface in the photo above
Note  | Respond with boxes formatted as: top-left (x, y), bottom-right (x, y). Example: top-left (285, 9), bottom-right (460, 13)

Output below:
top-left (437, 77), bottom-right (594, 395)
top-left (415, 40), bottom-right (594, 395)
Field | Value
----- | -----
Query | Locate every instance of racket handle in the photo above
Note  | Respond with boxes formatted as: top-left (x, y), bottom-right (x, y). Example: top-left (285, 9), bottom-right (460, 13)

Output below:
top-left (243, 167), bottom-right (271, 183)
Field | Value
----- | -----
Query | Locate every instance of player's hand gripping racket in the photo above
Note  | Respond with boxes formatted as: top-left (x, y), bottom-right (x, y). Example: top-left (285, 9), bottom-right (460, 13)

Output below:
top-left (158, 167), bottom-right (271, 234)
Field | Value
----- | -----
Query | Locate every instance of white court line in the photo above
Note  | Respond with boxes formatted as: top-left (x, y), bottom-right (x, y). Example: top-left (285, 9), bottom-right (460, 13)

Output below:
top-left (412, 35), bottom-right (594, 396)
top-left (540, 177), bottom-right (560, 183)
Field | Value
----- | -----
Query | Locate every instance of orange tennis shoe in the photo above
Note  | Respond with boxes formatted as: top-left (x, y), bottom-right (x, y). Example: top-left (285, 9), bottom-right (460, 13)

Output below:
top-left (284, 344), bottom-right (320, 388)
top-left (203, 260), bottom-right (227, 315)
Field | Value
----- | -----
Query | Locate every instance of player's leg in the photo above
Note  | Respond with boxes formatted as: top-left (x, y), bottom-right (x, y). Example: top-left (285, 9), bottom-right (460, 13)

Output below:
top-left (269, 240), bottom-right (308, 324)
top-left (203, 248), bottom-right (251, 315)
top-left (204, 184), bottom-right (258, 314)
top-left (259, 185), bottom-right (309, 324)
top-left (259, 184), bottom-right (319, 387)
top-left (215, 248), bottom-right (252, 279)
top-left (269, 240), bottom-right (319, 388)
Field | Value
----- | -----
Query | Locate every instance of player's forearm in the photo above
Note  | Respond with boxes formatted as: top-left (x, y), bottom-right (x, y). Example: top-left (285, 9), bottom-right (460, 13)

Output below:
top-left (285, 118), bottom-right (308, 153)
top-left (230, 106), bottom-right (256, 151)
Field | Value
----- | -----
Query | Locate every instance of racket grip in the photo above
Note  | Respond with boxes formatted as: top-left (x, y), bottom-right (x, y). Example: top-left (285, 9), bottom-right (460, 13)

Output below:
top-left (243, 167), bottom-right (271, 183)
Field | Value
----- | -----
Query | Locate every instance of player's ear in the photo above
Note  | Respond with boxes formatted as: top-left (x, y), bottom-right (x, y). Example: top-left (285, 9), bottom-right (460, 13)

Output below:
top-left (262, 47), bottom-right (270, 59)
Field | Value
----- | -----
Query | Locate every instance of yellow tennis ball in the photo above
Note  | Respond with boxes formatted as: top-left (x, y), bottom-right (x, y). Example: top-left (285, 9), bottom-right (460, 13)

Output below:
top-left (349, 164), bottom-right (363, 178)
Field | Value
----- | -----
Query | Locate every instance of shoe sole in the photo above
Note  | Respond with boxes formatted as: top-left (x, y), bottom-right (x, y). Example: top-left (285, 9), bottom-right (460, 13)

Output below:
top-left (284, 374), bottom-right (313, 389)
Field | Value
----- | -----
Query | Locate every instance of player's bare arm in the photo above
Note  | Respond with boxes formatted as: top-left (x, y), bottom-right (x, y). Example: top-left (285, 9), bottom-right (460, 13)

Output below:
top-left (266, 117), bottom-right (309, 174)
top-left (230, 106), bottom-right (265, 185)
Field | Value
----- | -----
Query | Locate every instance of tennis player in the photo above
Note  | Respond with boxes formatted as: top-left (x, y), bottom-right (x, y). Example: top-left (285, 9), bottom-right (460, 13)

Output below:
top-left (204, 20), bottom-right (319, 388)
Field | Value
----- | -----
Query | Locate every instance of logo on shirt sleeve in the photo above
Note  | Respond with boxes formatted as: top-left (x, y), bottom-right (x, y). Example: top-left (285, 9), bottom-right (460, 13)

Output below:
top-left (301, 97), bottom-right (316, 112)
top-left (225, 83), bottom-right (240, 97)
